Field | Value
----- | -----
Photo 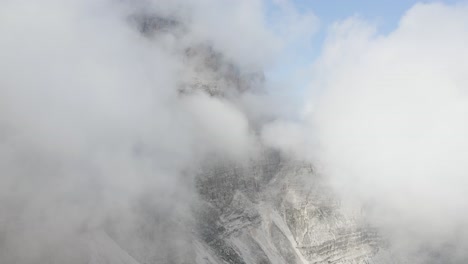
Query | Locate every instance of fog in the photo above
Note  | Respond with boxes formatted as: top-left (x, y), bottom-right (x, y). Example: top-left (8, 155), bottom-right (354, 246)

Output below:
top-left (0, 0), bottom-right (259, 262)
top-left (1, 0), bottom-right (468, 263)
top-left (0, 0), bottom-right (314, 263)
top-left (264, 2), bottom-right (468, 263)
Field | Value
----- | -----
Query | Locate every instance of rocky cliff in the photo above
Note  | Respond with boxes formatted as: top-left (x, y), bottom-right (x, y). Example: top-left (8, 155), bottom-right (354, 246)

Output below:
top-left (192, 153), bottom-right (391, 264)
top-left (83, 152), bottom-right (394, 264)
top-left (76, 12), bottom-right (399, 264)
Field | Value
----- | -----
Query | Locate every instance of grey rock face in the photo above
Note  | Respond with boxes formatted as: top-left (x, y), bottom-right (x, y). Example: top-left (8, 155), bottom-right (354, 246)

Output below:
top-left (130, 14), bottom-right (180, 36)
top-left (78, 12), bottom-right (395, 264)
top-left (193, 155), bottom-right (388, 264)
top-left (179, 44), bottom-right (265, 98)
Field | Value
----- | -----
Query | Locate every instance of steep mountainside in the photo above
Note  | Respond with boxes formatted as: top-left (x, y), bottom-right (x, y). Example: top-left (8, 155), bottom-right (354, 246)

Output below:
top-left (84, 153), bottom-right (395, 264)
top-left (31, 13), bottom-right (402, 264)
top-left (80, 12), bottom-right (398, 264)
top-left (192, 153), bottom-right (392, 264)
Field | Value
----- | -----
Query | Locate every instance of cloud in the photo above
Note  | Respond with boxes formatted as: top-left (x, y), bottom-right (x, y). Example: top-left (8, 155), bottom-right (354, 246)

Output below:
top-left (262, 120), bottom-right (307, 158)
top-left (4, 0), bottom-right (468, 263)
top-left (263, 2), bottom-right (468, 262)
top-left (0, 0), bottom-right (286, 262)
top-left (182, 92), bottom-right (255, 160)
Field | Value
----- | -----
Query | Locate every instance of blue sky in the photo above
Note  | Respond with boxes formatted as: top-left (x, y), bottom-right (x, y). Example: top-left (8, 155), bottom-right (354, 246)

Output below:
top-left (295, 0), bottom-right (442, 33)
top-left (266, 0), bottom-right (465, 104)
top-left (290, 0), bottom-right (463, 49)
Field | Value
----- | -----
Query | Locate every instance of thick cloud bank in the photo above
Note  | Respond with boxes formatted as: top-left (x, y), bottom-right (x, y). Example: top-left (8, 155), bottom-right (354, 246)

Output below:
top-left (2, 0), bottom-right (468, 263)
top-left (264, 2), bottom-right (468, 263)
top-left (0, 0), bottom-right (318, 263)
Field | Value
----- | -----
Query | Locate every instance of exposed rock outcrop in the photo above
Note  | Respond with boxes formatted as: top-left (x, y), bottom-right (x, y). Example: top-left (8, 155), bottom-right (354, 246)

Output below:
top-left (192, 155), bottom-right (388, 264)
top-left (82, 12), bottom-right (397, 264)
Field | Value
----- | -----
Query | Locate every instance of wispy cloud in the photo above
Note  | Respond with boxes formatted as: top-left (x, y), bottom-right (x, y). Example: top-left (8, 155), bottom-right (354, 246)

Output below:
top-left (263, 2), bottom-right (468, 262)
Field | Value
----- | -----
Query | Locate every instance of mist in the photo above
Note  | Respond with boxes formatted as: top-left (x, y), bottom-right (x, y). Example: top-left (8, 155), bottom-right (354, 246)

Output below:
top-left (264, 2), bottom-right (468, 263)
top-left (0, 0), bottom-right (314, 263)
top-left (1, 0), bottom-right (468, 263)
top-left (0, 0), bottom-right (258, 262)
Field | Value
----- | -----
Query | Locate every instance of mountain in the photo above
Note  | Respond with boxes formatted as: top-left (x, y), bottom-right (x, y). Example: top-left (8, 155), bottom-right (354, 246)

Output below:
top-left (82, 153), bottom-right (396, 264)
top-left (76, 13), bottom-right (399, 264)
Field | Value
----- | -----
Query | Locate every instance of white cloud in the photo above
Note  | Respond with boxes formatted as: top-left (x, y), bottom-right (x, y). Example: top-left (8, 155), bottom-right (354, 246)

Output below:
top-left (0, 0), bottom-right (280, 262)
top-left (263, 2), bottom-right (468, 261)
top-left (5, 0), bottom-right (468, 262)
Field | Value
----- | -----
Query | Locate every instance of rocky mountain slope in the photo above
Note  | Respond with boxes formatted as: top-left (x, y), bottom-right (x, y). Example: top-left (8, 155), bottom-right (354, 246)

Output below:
top-left (193, 154), bottom-right (387, 264)
top-left (75, 12), bottom-right (399, 264)
top-left (83, 152), bottom-right (395, 264)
